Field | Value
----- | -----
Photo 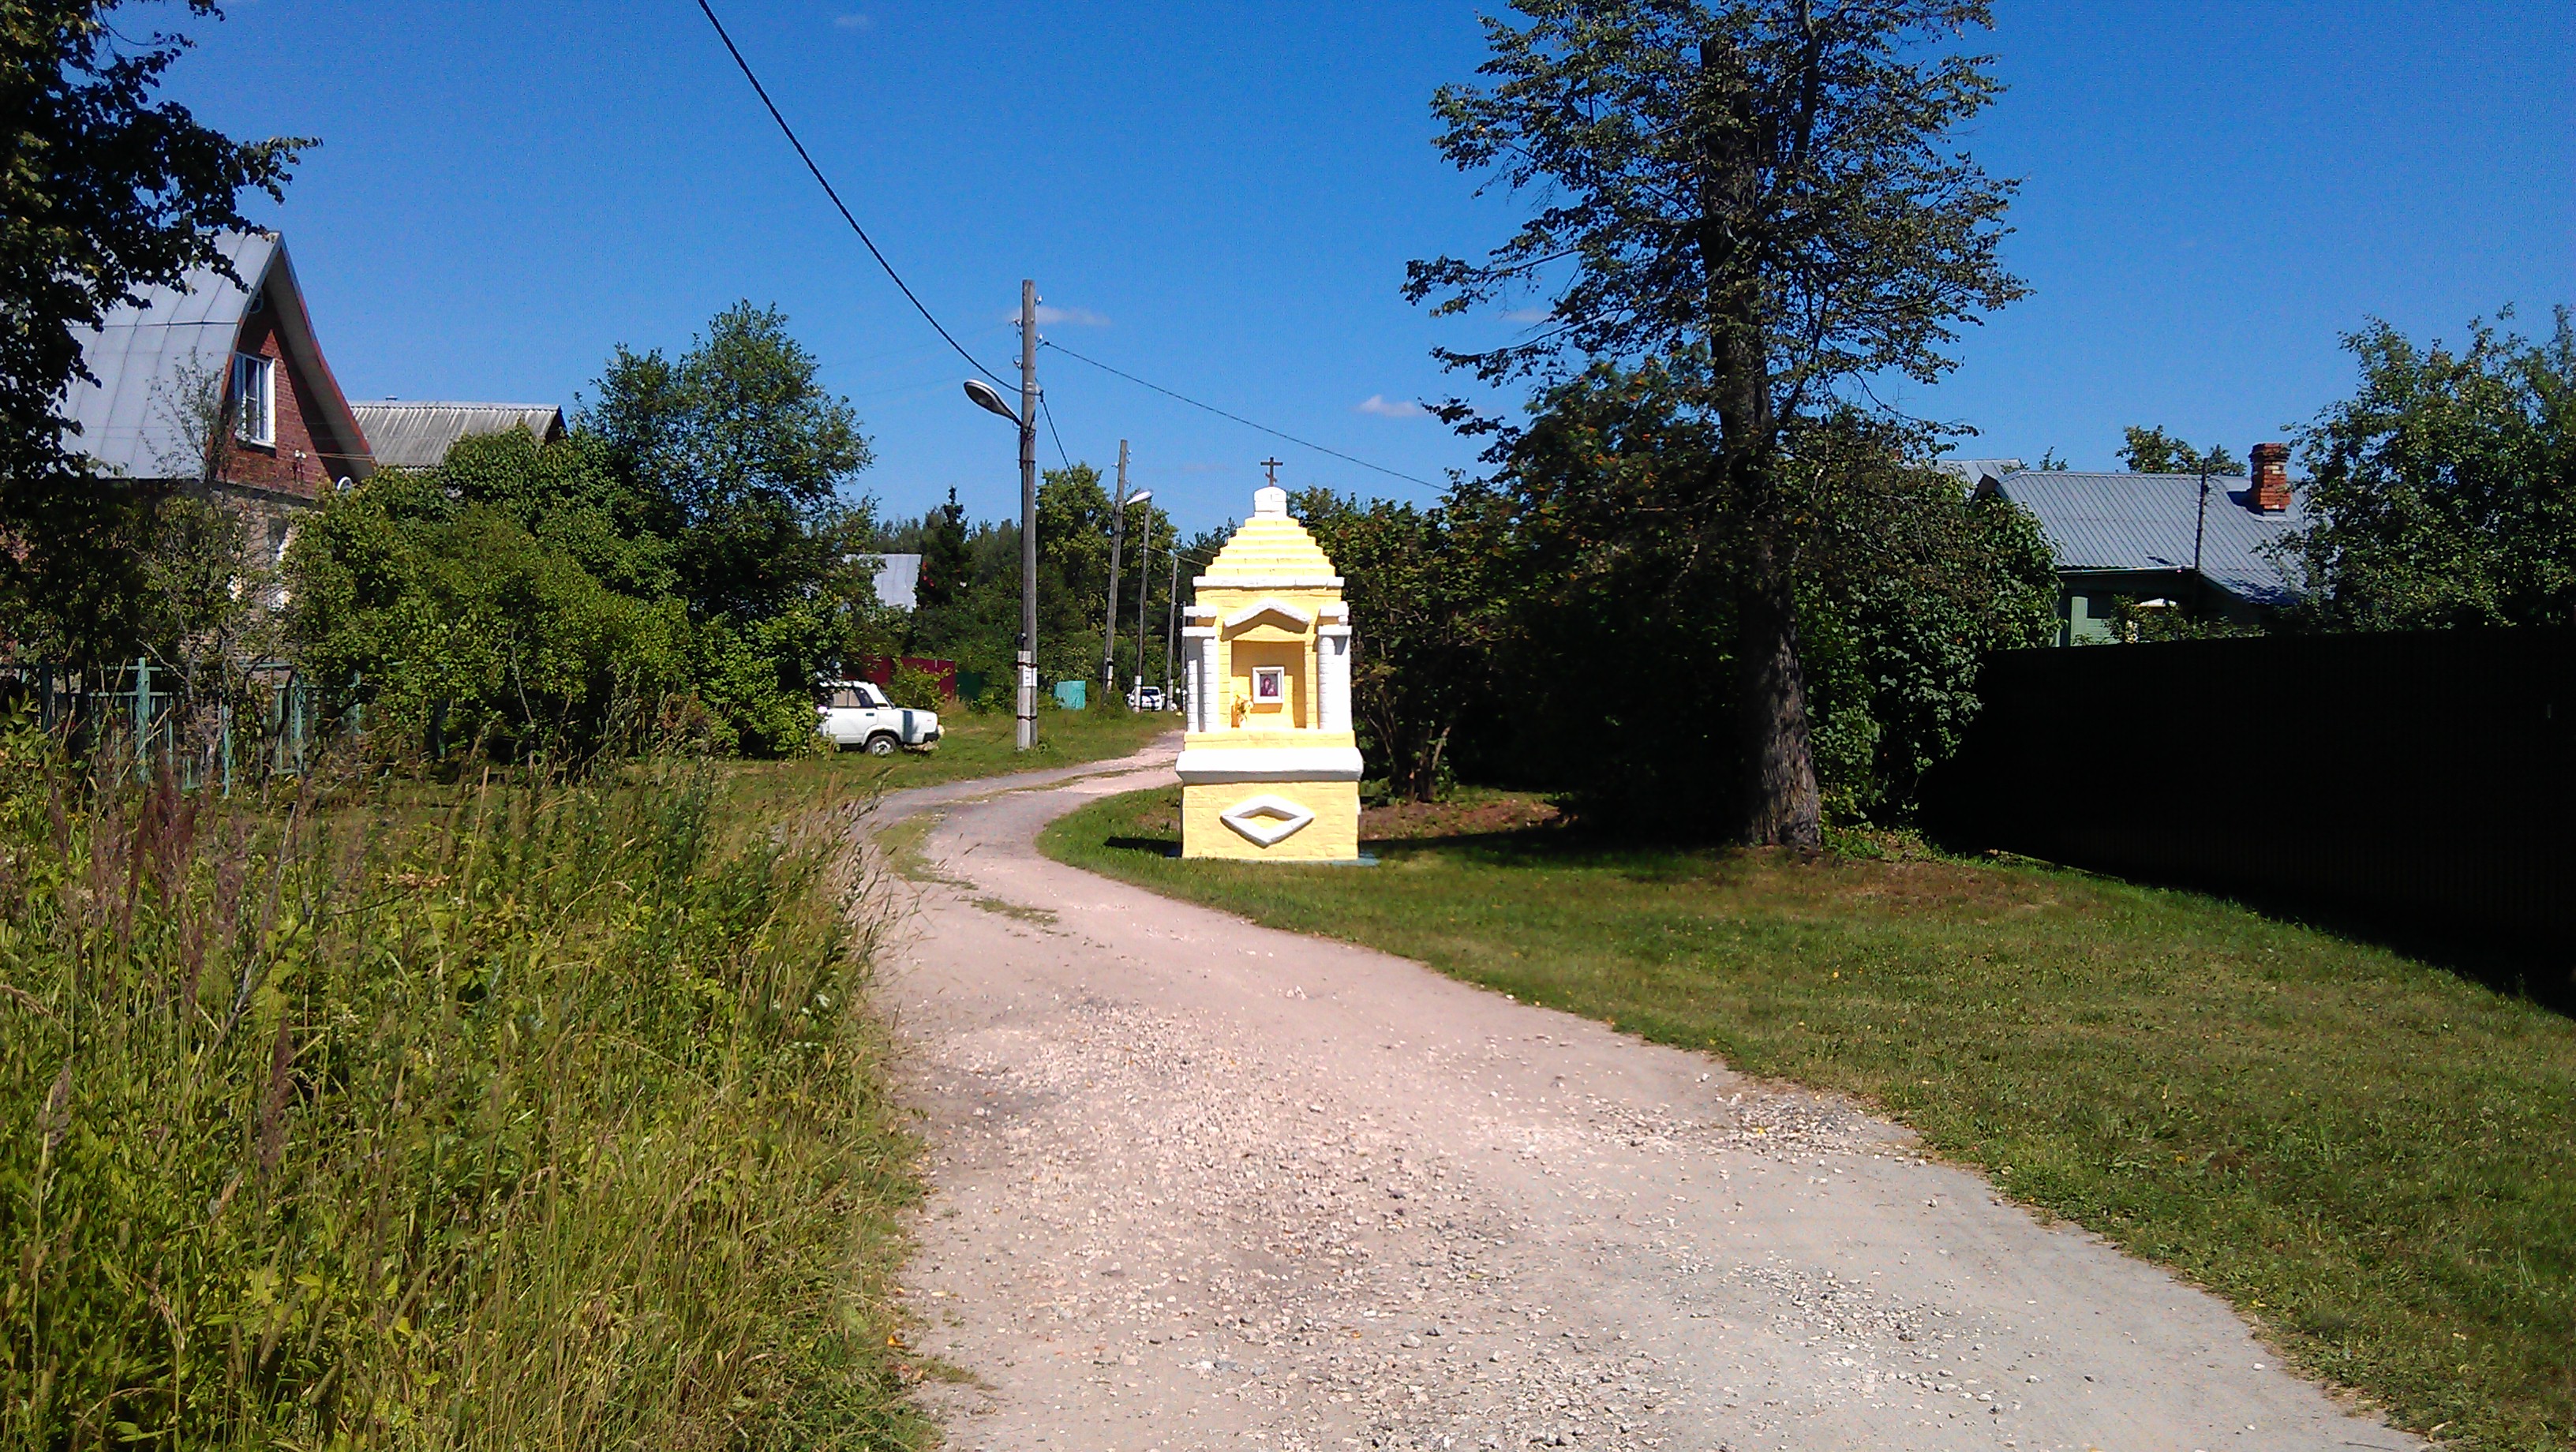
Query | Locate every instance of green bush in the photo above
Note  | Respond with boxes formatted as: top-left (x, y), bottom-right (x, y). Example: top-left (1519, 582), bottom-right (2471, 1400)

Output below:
top-left (287, 475), bottom-right (693, 760)
top-left (885, 662), bottom-right (945, 712)
top-left (0, 731), bottom-right (924, 1449)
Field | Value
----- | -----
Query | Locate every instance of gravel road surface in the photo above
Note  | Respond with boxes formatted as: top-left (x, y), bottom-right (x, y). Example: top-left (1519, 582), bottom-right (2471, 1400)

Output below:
top-left (872, 741), bottom-right (2419, 1452)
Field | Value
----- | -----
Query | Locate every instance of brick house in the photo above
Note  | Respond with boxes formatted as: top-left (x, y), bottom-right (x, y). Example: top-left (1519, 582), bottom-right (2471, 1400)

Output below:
top-left (60, 230), bottom-right (376, 569)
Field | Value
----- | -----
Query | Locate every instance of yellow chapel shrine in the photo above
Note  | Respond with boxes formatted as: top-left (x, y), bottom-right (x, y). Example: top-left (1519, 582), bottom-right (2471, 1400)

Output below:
top-left (1176, 484), bottom-right (1363, 862)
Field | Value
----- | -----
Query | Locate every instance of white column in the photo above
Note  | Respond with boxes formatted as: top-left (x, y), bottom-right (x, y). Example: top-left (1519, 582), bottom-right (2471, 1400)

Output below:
top-left (1318, 625), bottom-right (1353, 734)
top-left (1183, 627), bottom-right (1217, 732)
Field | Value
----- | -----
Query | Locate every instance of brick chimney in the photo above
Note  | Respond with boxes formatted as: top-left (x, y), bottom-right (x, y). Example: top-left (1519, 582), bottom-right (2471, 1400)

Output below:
top-left (2248, 442), bottom-right (2292, 512)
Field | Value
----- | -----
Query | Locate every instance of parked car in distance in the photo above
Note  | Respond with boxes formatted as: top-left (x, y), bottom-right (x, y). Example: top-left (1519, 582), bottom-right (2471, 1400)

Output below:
top-left (1129, 685), bottom-right (1166, 712)
top-left (817, 679), bottom-right (941, 755)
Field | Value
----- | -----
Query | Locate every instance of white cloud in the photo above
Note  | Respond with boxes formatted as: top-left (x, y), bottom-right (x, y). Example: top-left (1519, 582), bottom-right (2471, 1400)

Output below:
top-left (833, 13), bottom-right (874, 30)
top-left (1355, 395), bottom-right (1424, 418)
top-left (1501, 307), bottom-right (1552, 324)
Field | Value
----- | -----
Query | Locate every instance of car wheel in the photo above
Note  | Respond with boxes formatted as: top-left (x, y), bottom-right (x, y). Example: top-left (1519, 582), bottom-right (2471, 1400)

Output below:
top-left (865, 733), bottom-right (899, 757)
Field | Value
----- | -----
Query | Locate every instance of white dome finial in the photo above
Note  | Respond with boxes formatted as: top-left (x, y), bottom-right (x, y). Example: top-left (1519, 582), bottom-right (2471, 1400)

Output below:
top-left (1252, 485), bottom-right (1288, 518)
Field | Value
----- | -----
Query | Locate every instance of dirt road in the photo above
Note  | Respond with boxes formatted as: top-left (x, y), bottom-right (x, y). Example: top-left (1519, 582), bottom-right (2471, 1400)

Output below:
top-left (874, 742), bottom-right (2418, 1452)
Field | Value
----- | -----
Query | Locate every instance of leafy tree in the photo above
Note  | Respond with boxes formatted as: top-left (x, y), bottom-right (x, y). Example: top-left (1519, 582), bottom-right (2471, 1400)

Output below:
top-left (2281, 309), bottom-right (2576, 631)
top-left (2, 0), bottom-right (307, 661)
top-left (1291, 489), bottom-right (1498, 800)
top-left (286, 411), bottom-right (898, 758)
top-left (1407, 0), bottom-right (2024, 846)
top-left (1466, 365), bottom-right (2051, 822)
top-left (2117, 426), bottom-right (2241, 477)
top-left (1034, 462), bottom-right (1112, 684)
top-left (885, 470), bottom-right (1177, 709)
top-left (432, 426), bottom-right (676, 599)
top-left (901, 514), bottom-right (1024, 696)
top-left (1795, 417), bottom-right (2058, 814)
top-left (916, 486), bottom-right (970, 612)
top-left (582, 302), bottom-right (872, 624)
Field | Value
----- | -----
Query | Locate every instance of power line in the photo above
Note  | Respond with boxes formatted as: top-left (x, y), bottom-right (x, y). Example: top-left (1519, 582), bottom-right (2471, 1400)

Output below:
top-left (1038, 393), bottom-right (1073, 470)
top-left (1041, 339), bottom-right (1443, 489)
top-left (692, 0), bottom-right (1009, 388)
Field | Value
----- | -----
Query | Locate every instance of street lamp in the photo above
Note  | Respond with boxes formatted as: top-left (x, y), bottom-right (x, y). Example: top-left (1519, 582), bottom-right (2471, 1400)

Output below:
top-left (960, 279), bottom-right (1042, 750)
top-left (1102, 442), bottom-right (1152, 702)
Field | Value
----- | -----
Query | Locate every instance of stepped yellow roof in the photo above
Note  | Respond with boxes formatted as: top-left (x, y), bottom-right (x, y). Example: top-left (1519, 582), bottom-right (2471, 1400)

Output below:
top-left (1197, 486), bottom-right (1341, 586)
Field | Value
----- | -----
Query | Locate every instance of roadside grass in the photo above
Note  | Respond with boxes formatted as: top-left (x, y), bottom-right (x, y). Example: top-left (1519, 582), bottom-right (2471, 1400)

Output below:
top-left (1, 735), bottom-right (931, 1450)
top-left (872, 810), bottom-right (1057, 926)
top-left (1042, 785), bottom-right (2576, 1452)
top-left (728, 704), bottom-right (1174, 819)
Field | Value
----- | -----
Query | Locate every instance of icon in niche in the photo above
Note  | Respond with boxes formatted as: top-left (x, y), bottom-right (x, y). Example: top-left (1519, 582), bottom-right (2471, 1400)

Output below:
top-left (1219, 794), bottom-right (1315, 847)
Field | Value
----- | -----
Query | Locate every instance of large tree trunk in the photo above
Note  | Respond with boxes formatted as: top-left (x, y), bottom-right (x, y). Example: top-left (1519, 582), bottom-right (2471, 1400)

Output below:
top-left (1732, 534), bottom-right (1821, 847)
top-left (1698, 38), bottom-right (1823, 849)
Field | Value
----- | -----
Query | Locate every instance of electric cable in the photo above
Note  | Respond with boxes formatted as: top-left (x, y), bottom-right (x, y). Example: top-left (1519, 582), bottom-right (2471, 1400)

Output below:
top-left (1037, 393), bottom-right (1073, 470)
top-left (1042, 339), bottom-right (1442, 488)
top-left (693, 0), bottom-right (1009, 387)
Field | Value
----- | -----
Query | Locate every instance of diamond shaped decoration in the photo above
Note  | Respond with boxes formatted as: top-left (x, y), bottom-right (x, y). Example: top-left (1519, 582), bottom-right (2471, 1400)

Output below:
top-left (1219, 793), bottom-right (1316, 848)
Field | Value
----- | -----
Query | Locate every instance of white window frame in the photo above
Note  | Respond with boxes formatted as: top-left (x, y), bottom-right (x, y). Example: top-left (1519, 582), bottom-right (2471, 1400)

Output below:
top-left (1251, 665), bottom-right (1286, 705)
top-left (231, 352), bottom-right (275, 446)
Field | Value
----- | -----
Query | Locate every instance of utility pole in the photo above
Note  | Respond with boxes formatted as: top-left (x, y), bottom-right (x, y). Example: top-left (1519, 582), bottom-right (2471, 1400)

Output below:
top-left (2192, 466), bottom-right (2211, 620)
top-left (1017, 279), bottom-right (1039, 750)
top-left (1102, 438), bottom-right (1129, 703)
top-left (1163, 546), bottom-right (1180, 708)
top-left (1133, 505), bottom-right (1153, 700)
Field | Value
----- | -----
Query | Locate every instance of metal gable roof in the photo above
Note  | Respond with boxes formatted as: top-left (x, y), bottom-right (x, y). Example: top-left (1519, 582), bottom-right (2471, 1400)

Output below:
top-left (1989, 470), bottom-right (2308, 605)
top-left (863, 553), bottom-right (920, 611)
top-left (58, 232), bottom-right (272, 479)
top-left (349, 402), bottom-right (566, 469)
top-left (57, 231), bottom-right (373, 483)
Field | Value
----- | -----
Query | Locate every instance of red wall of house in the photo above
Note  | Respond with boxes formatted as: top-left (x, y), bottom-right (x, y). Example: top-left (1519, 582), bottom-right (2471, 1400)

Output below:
top-left (221, 303), bottom-right (355, 502)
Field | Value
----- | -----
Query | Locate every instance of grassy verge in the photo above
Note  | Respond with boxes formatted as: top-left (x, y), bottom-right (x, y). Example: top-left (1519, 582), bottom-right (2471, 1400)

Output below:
top-left (728, 704), bottom-right (1174, 819)
top-left (1041, 785), bottom-right (2576, 1452)
top-left (2, 736), bottom-right (930, 1450)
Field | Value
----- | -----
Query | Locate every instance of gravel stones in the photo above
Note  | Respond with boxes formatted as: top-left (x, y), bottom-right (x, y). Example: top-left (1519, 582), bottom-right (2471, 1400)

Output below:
top-left (874, 753), bottom-right (2424, 1452)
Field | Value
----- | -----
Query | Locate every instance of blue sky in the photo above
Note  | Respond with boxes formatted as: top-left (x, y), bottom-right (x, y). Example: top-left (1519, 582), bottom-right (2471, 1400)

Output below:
top-left (170, 1), bottom-right (2572, 536)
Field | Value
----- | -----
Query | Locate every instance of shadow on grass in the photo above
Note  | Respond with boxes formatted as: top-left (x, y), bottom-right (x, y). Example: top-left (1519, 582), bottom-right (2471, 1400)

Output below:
top-left (1917, 829), bottom-right (2576, 1019)
top-left (2215, 885), bottom-right (2575, 1017)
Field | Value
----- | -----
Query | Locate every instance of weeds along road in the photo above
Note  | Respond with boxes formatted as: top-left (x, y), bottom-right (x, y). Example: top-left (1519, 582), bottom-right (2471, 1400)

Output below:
top-left (867, 741), bottom-right (2420, 1452)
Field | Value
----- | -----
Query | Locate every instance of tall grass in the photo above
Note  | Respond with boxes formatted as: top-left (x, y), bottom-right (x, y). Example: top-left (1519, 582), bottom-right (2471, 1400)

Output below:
top-left (1, 729), bottom-right (925, 1450)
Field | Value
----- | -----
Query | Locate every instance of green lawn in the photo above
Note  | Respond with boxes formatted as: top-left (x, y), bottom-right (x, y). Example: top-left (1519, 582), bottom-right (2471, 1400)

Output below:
top-left (1041, 785), bottom-right (2576, 1452)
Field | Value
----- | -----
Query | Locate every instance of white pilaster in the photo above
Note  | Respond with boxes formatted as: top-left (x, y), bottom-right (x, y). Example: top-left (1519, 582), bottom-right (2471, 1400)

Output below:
top-left (1181, 627), bottom-right (1218, 732)
top-left (1318, 625), bottom-right (1354, 735)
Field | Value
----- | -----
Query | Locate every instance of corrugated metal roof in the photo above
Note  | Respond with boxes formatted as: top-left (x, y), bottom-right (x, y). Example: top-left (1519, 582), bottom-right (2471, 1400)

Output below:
top-left (1989, 470), bottom-right (2306, 604)
top-left (57, 231), bottom-right (373, 483)
top-left (349, 402), bottom-right (566, 468)
top-left (1935, 457), bottom-right (2024, 491)
top-left (866, 553), bottom-right (921, 611)
top-left (60, 232), bottom-right (272, 478)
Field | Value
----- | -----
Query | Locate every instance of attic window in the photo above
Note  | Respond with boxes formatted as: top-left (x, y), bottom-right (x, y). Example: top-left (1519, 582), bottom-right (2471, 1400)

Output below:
top-left (232, 354), bottom-right (275, 446)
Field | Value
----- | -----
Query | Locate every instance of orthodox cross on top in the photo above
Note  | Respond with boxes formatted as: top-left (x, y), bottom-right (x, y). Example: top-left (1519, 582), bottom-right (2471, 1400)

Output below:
top-left (1260, 457), bottom-right (1285, 487)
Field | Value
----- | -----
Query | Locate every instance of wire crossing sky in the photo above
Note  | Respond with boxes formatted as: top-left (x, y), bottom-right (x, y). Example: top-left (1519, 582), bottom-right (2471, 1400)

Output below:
top-left (163, 2), bottom-right (2574, 537)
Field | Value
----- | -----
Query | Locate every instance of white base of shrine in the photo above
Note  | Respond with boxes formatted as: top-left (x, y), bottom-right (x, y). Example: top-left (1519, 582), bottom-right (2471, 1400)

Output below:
top-left (1174, 745), bottom-right (1365, 784)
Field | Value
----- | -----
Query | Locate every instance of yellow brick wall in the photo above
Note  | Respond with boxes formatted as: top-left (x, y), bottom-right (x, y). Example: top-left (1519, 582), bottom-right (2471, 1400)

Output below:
top-left (1181, 779), bottom-right (1363, 863)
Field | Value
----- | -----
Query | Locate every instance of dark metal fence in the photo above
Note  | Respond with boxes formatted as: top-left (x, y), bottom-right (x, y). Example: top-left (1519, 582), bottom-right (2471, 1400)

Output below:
top-left (1921, 629), bottom-right (2576, 964)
